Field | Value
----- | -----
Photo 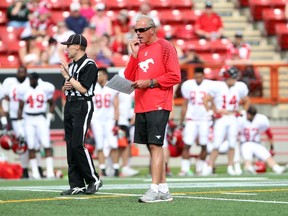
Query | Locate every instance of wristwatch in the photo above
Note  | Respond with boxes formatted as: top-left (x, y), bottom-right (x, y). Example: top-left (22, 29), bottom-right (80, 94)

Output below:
top-left (149, 79), bottom-right (154, 88)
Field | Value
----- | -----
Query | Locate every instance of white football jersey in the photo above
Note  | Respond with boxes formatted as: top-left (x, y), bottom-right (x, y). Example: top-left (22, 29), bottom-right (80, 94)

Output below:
top-left (0, 83), bottom-right (4, 100)
top-left (208, 81), bottom-right (248, 112)
top-left (2, 77), bottom-right (30, 119)
top-left (92, 83), bottom-right (118, 121)
top-left (238, 113), bottom-right (270, 143)
top-left (17, 80), bottom-right (55, 114)
top-left (118, 92), bottom-right (133, 126)
top-left (181, 79), bottom-right (213, 120)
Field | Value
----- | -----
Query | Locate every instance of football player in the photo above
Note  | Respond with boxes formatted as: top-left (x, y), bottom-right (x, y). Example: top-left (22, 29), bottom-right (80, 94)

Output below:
top-left (238, 105), bottom-right (285, 174)
top-left (2, 66), bottom-right (44, 178)
top-left (17, 72), bottom-right (55, 179)
top-left (203, 66), bottom-right (250, 175)
top-left (90, 68), bottom-right (120, 177)
top-left (179, 67), bottom-right (214, 176)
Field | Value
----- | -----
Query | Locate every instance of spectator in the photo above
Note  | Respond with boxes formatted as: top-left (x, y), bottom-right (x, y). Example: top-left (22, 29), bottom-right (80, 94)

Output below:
top-left (226, 31), bottom-right (252, 65)
top-left (79, 0), bottom-right (95, 22)
top-left (52, 21), bottom-right (75, 62)
top-left (132, 2), bottom-right (161, 27)
top-left (6, 0), bottom-right (31, 28)
top-left (87, 34), bottom-right (113, 67)
top-left (90, 3), bottom-right (112, 37)
top-left (194, 1), bottom-right (224, 40)
top-left (238, 106), bottom-right (285, 174)
top-left (65, 2), bottom-right (88, 34)
top-left (18, 35), bottom-right (41, 66)
top-left (82, 23), bottom-right (97, 47)
top-left (111, 10), bottom-right (130, 54)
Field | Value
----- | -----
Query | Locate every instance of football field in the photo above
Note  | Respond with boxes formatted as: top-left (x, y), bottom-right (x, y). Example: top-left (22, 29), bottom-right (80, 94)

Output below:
top-left (1, 172), bottom-right (288, 216)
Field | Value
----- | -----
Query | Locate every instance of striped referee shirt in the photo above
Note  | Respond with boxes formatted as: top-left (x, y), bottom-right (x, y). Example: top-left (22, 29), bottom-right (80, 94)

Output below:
top-left (65, 54), bottom-right (98, 97)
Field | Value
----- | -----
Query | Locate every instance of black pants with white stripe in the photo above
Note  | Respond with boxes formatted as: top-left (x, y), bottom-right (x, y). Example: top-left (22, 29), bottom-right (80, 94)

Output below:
top-left (64, 99), bottom-right (99, 188)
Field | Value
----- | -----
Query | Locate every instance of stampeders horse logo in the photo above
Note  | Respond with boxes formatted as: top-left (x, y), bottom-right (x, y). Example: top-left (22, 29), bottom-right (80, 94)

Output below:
top-left (138, 58), bottom-right (154, 73)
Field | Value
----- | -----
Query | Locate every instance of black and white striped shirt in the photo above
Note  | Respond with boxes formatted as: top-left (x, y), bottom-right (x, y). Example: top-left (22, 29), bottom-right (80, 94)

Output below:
top-left (65, 54), bottom-right (98, 97)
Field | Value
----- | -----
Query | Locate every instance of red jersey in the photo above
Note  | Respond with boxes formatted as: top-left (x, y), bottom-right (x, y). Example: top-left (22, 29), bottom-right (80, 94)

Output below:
top-left (124, 38), bottom-right (181, 113)
top-left (195, 12), bottom-right (223, 33)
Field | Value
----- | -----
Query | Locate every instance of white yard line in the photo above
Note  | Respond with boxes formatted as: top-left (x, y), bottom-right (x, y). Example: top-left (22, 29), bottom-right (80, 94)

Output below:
top-left (175, 195), bottom-right (288, 204)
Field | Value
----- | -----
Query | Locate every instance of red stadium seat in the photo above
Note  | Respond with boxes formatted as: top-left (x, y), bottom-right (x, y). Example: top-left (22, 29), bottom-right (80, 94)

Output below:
top-left (0, 40), bottom-right (8, 54)
top-left (50, 11), bottom-right (70, 24)
top-left (150, 0), bottom-right (170, 10)
top-left (0, 0), bottom-right (10, 10)
top-left (0, 26), bottom-right (24, 53)
top-left (170, 0), bottom-right (194, 9)
top-left (105, 0), bottom-right (128, 10)
top-left (157, 9), bottom-right (185, 25)
top-left (184, 39), bottom-right (211, 53)
top-left (126, 0), bottom-right (144, 10)
top-left (263, 8), bottom-right (286, 35)
top-left (249, 0), bottom-right (271, 21)
top-left (270, 0), bottom-right (287, 9)
top-left (111, 53), bottom-right (129, 67)
top-left (239, 0), bottom-right (249, 7)
top-left (47, 0), bottom-right (74, 10)
top-left (275, 23), bottom-right (288, 50)
top-left (198, 52), bottom-right (226, 64)
top-left (174, 24), bottom-right (197, 40)
top-left (210, 39), bottom-right (230, 54)
top-left (0, 54), bottom-right (20, 67)
top-left (0, 11), bottom-right (7, 26)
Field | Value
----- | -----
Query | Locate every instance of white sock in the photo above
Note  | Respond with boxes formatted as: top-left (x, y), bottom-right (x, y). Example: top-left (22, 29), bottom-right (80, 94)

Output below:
top-left (46, 157), bottom-right (55, 178)
top-left (150, 184), bottom-right (159, 193)
top-left (112, 163), bottom-right (120, 170)
top-left (181, 159), bottom-right (190, 172)
top-left (36, 152), bottom-right (42, 166)
top-left (19, 152), bottom-right (29, 168)
top-left (99, 164), bottom-right (106, 170)
top-left (30, 158), bottom-right (40, 179)
top-left (159, 183), bottom-right (169, 193)
top-left (196, 160), bottom-right (205, 173)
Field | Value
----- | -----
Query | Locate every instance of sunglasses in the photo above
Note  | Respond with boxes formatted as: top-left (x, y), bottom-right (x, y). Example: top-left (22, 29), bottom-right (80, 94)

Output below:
top-left (134, 26), bottom-right (154, 33)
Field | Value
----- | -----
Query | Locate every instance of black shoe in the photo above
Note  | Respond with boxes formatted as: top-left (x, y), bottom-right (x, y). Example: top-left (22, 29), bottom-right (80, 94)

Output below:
top-left (86, 179), bottom-right (103, 195)
top-left (114, 169), bottom-right (119, 177)
top-left (101, 169), bottom-right (107, 176)
top-left (61, 187), bottom-right (86, 195)
top-left (21, 168), bottom-right (29, 179)
top-left (38, 167), bottom-right (45, 178)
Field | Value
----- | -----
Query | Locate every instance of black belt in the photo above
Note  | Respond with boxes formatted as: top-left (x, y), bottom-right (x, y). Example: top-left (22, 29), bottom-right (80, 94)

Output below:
top-left (25, 112), bottom-right (45, 116)
top-left (66, 95), bottom-right (92, 102)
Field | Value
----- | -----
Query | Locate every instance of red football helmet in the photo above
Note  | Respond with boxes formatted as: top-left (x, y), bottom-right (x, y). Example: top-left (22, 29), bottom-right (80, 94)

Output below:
top-left (0, 135), bottom-right (14, 150)
top-left (220, 66), bottom-right (239, 79)
top-left (12, 137), bottom-right (28, 154)
top-left (254, 161), bottom-right (266, 173)
top-left (167, 127), bottom-right (184, 157)
top-left (85, 143), bottom-right (95, 156)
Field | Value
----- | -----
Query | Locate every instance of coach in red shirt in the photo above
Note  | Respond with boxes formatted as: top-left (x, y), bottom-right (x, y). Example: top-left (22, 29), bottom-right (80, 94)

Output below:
top-left (195, 1), bottom-right (224, 40)
top-left (125, 15), bottom-right (181, 203)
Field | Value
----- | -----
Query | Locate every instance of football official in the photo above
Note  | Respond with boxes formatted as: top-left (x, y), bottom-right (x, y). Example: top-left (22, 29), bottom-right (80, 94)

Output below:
top-left (60, 34), bottom-right (102, 195)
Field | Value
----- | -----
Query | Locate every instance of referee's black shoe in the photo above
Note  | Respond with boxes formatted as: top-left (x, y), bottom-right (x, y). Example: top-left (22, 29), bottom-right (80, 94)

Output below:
top-left (61, 187), bottom-right (86, 195)
top-left (86, 179), bottom-right (103, 195)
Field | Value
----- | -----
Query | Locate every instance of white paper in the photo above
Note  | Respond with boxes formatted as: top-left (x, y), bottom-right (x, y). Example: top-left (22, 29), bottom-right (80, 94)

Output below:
top-left (105, 74), bottom-right (134, 94)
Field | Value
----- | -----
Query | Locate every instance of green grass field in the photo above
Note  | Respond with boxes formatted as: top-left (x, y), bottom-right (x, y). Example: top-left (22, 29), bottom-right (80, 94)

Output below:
top-left (1, 169), bottom-right (288, 216)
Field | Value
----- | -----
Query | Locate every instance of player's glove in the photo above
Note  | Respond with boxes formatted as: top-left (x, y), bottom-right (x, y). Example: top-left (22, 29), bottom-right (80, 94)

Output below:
top-left (47, 112), bottom-right (55, 127)
top-left (112, 126), bottom-right (120, 136)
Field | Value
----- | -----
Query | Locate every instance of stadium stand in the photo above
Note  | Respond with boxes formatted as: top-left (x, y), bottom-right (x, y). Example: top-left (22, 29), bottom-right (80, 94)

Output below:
top-left (262, 8), bottom-right (286, 36)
